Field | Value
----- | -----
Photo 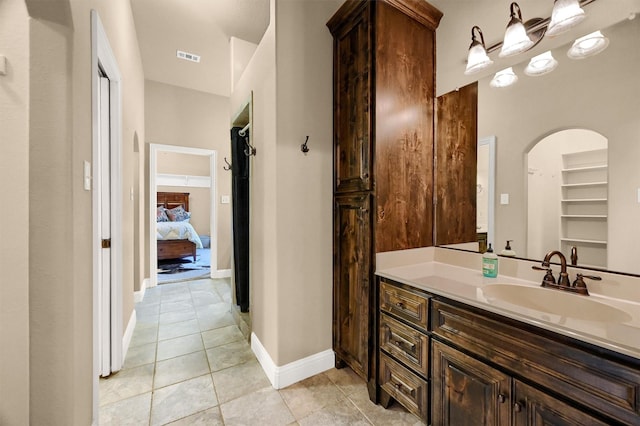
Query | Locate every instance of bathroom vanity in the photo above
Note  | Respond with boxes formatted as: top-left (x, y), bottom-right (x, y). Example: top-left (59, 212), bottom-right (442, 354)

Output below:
top-left (374, 248), bottom-right (640, 425)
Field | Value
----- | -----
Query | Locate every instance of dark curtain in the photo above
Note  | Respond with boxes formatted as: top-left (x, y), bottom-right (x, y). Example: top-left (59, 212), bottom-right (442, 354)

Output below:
top-left (231, 127), bottom-right (250, 312)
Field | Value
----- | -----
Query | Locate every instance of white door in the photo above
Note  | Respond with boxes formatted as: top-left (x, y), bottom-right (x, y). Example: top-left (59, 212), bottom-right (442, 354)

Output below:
top-left (98, 75), bottom-right (112, 377)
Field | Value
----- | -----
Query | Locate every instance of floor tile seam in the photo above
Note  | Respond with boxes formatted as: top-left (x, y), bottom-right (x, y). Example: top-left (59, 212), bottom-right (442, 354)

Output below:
top-left (151, 372), bottom-right (216, 395)
top-left (346, 394), bottom-right (377, 426)
top-left (97, 390), bottom-right (154, 423)
top-left (156, 329), bottom-right (202, 345)
top-left (278, 386), bottom-right (350, 422)
top-left (215, 384), bottom-right (276, 410)
top-left (203, 335), bottom-right (245, 351)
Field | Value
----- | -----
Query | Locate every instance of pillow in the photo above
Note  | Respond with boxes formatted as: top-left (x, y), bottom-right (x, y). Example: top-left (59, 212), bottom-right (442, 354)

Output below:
top-left (166, 205), bottom-right (191, 222)
top-left (156, 206), bottom-right (169, 222)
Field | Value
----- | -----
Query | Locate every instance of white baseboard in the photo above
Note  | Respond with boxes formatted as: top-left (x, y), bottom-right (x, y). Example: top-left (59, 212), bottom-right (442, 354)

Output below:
top-left (251, 332), bottom-right (334, 389)
top-left (211, 269), bottom-right (231, 279)
top-left (122, 309), bottom-right (137, 363)
top-left (134, 278), bottom-right (149, 303)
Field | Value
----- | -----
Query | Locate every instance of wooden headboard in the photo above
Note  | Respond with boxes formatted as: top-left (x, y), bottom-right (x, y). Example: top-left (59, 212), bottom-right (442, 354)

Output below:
top-left (157, 192), bottom-right (190, 211)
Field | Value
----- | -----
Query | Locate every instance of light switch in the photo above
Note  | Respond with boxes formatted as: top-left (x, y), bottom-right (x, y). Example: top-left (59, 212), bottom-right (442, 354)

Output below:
top-left (500, 193), bottom-right (509, 205)
top-left (637, 188), bottom-right (640, 203)
top-left (0, 56), bottom-right (6, 76)
top-left (221, 195), bottom-right (230, 204)
top-left (83, 161), bottom-right (91, 191)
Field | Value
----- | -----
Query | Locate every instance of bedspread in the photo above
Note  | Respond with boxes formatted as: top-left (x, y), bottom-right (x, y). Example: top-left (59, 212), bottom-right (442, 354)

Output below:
top-left (156, 221), bottom-right (203, 248)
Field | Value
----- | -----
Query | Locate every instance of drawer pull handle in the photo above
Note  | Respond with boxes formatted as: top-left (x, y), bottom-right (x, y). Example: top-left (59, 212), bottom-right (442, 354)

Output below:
top-left (395, 301), bottom-right (405, 309)
top-left (498, 394), bottom-right (506, 404)
top-left (392, 339), bottom-right (416, 351)
top-left (514, 402), bottom-right (522, 412)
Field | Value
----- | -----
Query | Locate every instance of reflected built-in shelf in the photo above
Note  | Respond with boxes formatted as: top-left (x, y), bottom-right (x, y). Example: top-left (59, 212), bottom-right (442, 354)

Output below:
top-left (561, 165), bottom-right (608, 173)
top-left (561, 215), bottom-right (607, 219)
top-left (561, 181), bottom-right (608, 188)
top-left (560, 237), bottom-right (607, 245)
top-left (561, 198), bottom-right (607, 203)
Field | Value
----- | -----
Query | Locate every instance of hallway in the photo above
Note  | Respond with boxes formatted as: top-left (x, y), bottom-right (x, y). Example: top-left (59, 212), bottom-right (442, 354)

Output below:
top-left (98, 278), bottom-right (423, 425)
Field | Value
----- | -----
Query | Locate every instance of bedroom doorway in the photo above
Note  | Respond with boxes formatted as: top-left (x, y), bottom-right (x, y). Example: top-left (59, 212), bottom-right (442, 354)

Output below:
top-left (149, 144), bottom-right (218, 288)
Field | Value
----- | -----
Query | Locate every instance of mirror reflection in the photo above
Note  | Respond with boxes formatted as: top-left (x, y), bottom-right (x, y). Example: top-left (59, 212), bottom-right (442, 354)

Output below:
top-left (444, 15), bottom-right (640, 276)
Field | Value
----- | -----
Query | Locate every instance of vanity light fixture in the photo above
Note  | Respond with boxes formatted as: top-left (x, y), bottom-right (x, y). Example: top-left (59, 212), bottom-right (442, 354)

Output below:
top-left (547, 0), bottom-right (586, 37)
top-left (499, 2), bottom-right (535, 58)
top-left (490, 67), bottom-right (518, 88)
top-left (567, 30), bottom-right (609, 59)
top-left (524, 51), bottom-right (559, 76)
top-left (465, 26), bottom-right (494, 75)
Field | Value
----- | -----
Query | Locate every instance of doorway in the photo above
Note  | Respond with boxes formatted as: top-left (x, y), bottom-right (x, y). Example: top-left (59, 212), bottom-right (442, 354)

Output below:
top-left (149, 144), bottom-right (218, 288)
top-left (91, 9), bottom-right (124, 421)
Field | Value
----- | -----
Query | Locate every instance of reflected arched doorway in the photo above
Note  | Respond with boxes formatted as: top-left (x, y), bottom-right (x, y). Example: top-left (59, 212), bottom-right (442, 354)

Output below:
top-left (526, 129), bottom-right (608, 267)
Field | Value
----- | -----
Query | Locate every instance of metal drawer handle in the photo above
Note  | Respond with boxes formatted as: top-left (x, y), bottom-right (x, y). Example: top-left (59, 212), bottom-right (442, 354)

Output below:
top-left (514, 402), bottom-right (522, 412)
top-left (498, 394), bottom-right (506, 404)
top-left (395, 301), bottom-right (405, 309)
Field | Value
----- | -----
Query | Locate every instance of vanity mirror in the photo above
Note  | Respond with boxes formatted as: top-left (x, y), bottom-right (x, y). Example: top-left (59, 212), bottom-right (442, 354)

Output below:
top-left (442, 13), bottom-right (640, 276)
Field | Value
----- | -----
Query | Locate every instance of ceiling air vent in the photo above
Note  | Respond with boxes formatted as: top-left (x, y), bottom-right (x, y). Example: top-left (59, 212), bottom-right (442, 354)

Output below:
top-left (176, 50), bottom-right (201, 63)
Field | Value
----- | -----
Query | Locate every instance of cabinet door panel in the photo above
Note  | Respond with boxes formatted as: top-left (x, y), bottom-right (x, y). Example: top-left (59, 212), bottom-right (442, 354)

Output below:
top-left (432, 340), bottom-right (510, 426)
top-left (333, 194), bottom-right (372, 378)
top-left (333, 4), bottom-right (372, 194)
top-left (513, 380), bottom-right (609, 426)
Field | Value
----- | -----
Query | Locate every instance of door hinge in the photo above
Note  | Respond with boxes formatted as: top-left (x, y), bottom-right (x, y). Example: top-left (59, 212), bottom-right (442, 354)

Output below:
top-left (101, 239), bottom-right (111, 249)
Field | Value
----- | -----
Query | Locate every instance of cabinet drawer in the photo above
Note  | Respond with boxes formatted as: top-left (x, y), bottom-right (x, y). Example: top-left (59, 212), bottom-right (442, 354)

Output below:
top-left (380, 280), bottom-right (429, 331)
top-left (432, 299), bottom-right (640, 425)
top-left (379, 352), bottom-right (429, 419)
top-left (380, 313), bottom-right (429, 377)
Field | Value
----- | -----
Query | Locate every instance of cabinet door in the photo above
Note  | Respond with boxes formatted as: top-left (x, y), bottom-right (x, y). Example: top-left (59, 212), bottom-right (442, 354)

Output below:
top-left (513, 380), bottom-right (609, 426)
top-left (333, 3), bottom-right (372, 194)
top-left (333, 194), bottom-right (372, 379)
top-left (432, 340), bottom-right (510, 426)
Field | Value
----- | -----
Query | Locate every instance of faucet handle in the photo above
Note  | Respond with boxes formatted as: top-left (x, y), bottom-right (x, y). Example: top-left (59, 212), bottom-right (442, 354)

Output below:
top-left (572, 273), bottom-right (601, 295)
top-left (532, 265), bottom-right (556, 284)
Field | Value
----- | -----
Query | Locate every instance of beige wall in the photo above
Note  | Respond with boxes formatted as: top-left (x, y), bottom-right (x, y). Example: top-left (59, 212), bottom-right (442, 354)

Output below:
top-left (0, 1), bottom-right (30, 424)
top-left (478, 17), bottom-right (640, 274)
top-left (145, 79), bottom-right (231, 271)
top-left (230, 0), bottom-right (340, 366)
top-left (4, 0), bottom-right (146, 424)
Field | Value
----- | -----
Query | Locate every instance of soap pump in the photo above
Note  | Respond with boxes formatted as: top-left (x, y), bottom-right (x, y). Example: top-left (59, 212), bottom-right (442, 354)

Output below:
top-left (501, 240), bottom-right (516, 257)
top-left (482, 244), bottom-right (498, 278)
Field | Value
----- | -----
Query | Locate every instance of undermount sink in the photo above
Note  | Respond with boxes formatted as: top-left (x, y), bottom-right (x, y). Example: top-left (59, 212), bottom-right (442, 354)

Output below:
top-left (481, 284), bottom-right (632, 323)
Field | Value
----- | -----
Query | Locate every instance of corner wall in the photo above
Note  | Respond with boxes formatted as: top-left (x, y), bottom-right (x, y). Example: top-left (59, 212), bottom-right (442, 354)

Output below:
top-left (0, 1), bottom-right (30, 423)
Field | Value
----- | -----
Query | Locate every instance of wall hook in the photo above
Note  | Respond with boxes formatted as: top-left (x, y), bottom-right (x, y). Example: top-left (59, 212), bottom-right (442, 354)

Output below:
top-left (301, 136), bottom-right (310, 154)
top-left (244, 136), bottom-right (257, 157)
top-left (223, 157), bottom-right (232, 171)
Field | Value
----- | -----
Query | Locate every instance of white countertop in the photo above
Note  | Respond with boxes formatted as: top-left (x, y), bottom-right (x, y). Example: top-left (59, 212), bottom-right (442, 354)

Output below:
top-left (376, 261), bottom-right (640, 360)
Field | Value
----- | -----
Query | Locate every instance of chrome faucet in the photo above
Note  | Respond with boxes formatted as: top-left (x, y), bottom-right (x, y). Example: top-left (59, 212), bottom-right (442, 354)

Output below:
top-left (532, 250), bottom-right (601, 296)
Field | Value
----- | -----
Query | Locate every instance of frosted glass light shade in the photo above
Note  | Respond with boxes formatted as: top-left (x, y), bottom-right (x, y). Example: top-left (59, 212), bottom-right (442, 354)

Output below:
top-left (524, 51), bottom-right (558, 76)
top-left (567, 30), bottom-right (609, 59)
top-left (465, 43), bottom-right (493, 75)
top-left (490, 67), bottom-right (518, 88)
top-left (547, 0), bottom-right (586, 37)
top-left (499, 3), bottom-right (534, 58)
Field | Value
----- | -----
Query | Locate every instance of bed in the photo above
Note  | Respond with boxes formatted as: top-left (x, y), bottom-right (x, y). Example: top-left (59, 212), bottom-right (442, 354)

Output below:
top-left (156, 192), bottom-right (203, 262)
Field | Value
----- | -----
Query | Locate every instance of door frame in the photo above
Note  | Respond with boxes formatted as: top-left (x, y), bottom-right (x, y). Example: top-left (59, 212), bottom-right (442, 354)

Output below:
top-left (91, 9), bottom-right (123, 422)
top-left (149, 144), bottom-right (218, 288)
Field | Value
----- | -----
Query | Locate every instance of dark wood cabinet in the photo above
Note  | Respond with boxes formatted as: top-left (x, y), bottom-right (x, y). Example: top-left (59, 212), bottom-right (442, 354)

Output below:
top-left (328, 0), bottom-right (442, 389)
top-left (431, 298), bottom-right (640, 425)
top-left (333, 194), bottom-right (371, 376)
top-left (513, 380), bottom-right (608, 426)
top-left (432, 340), bottom-right (510, 426)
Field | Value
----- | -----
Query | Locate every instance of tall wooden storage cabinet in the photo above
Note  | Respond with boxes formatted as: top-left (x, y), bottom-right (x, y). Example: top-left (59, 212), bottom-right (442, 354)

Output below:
top-left (327, 0), bottom-right (442, 394)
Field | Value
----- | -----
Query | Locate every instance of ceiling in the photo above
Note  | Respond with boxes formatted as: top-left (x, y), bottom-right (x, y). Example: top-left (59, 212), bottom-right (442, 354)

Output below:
top-left (130, 0), bottom-right (270, 97)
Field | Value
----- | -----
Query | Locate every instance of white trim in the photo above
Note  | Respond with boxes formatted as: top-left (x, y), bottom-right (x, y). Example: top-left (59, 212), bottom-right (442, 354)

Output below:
top-left (122, 309), bottom-right (137, 363)
top-left (134, 278), bottom-right (149, 303)
top-left (157, 173), bottom-right (211, 188)
top-left (479, 136), bottom-right (497, 248)
top-left (91, 10), bottom-right (123, 423)
top-left (149, 144), bottom-right (218, 288)
top-left (250, 332), bottom-right (334, 389)
top-left (211, 269), bottom-right (232, 279)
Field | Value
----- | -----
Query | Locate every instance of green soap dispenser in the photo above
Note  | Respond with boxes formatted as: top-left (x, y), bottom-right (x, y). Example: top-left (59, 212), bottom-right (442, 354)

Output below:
top-left (501, 240), bottom-right (516, 257)
top-left (482, 244), bottom-right (498, 278)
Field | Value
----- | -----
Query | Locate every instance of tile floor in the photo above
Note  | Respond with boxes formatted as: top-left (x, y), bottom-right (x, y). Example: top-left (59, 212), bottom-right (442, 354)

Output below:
top-left (99, 278), bottom-right (424, 425)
